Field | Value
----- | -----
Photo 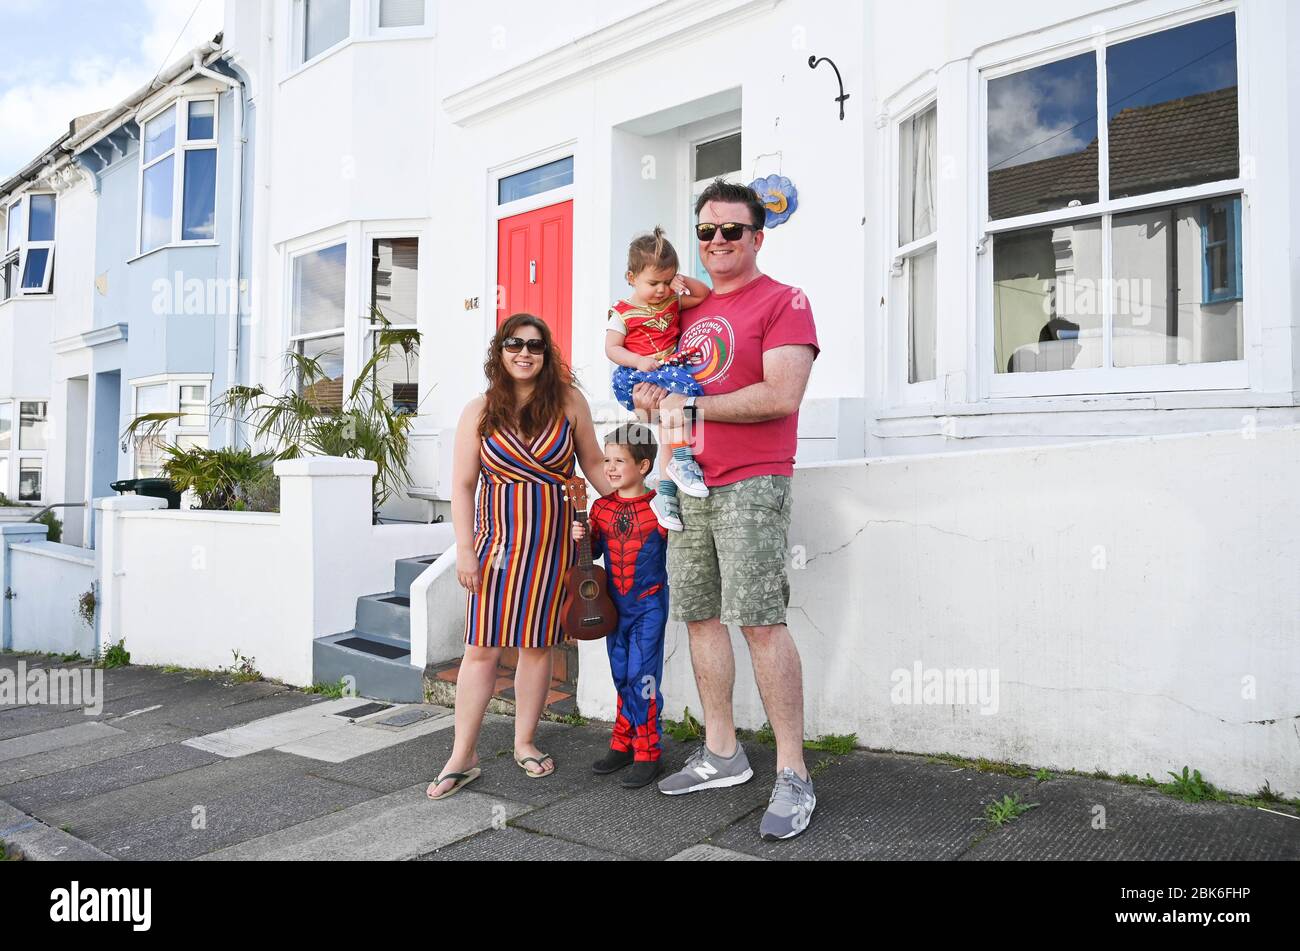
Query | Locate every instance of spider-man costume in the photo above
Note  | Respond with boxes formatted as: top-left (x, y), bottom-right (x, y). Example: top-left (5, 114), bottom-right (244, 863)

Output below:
top-left (587, 488), bottom-right (668, 762)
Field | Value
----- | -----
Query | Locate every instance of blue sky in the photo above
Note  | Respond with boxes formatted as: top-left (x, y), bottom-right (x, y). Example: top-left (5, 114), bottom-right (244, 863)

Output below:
top-left (0, 0), bottom-right (224, 180)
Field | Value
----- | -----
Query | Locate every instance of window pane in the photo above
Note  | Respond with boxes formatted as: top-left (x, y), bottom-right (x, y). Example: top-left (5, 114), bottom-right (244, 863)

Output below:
top-left (1111, 200), bottom-right (1242, 367)
top-left (988, 53), bottom-right (1098, 220)
top-left (298, 335), bottom-right (345, 412)
top-left (20, 248), bottom-right (50, 290)
top-left (694, 133), bottom-right (741, 182)
top-left (188, 100), bottom-right (216, 140)
top-left (141, 155), bottom-right (175, 252)
top-left (899, 106), bottom-right (936, 244)
top-left (371, 237), bottom-right (418, 324)
top-left (292, 243), bottom-right (347, 335)
top-left (1107, 14), bottom-right (1237, 200)
top-left (134, 437), bottom-right (165, 480)
top-left (1, 256), bottom-right (16, 300)
top-left (371, 330), bottom-right (419, 414)
top-left (498, 157), bottom-right (573, 204)
top-left (143, 107), bottom-right (176, 163)
top-left (135, 383), bottom-right (169, 415)
top-left (305, 0), bottom-right (350, 61)
top-left (6, 202), bottom-right (21, 251)
top-left (19, 458), bottom-right (43, 502)
top-left (908, 248), bottom-right (937, 383)
top-left (0, 402), bottom-right (10, 450)
top-left (182, 149), bottom-right (217, 240)
top-left (179, 385), bottom-right (208, 427)
top-left (27, 194), bottom-right (55, 242)
top-left (19, 401), bottom-right (47, 450)
top-left (994, 219), bottom-right (1103, 373)
top-left (379, 0), bottom-right (424, 28)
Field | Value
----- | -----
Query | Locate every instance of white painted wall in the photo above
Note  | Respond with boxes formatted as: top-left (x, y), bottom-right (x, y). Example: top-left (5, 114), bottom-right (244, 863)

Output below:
top-left (8, 542), bottom-right (96, 656)
top-left (93, 458), bottom-right (452, 685)
top-left (578, 424), bottom-right (1300, 795)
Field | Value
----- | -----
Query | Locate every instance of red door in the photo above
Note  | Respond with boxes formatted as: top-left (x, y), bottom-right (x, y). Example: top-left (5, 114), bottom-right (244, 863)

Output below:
top-left (496, 200), bottom-right (573, 362)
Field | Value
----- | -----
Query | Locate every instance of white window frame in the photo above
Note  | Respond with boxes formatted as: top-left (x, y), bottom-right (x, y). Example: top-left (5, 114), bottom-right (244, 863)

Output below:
top-left (366, 0), bottom-right (433, 38)
top-left (976, 4), bottom-right (1249, 399)
top-left (678, 115), bottom-right (743, 285)
top-left (364, 228), bottom-right (422, 415)
top-left (292, 0), bottom-right (355, 70)
top-left (2, 192), bottom-right (57, 297)
top-left (128, 375), bottom-right (212, 479)
top-left (889, 96), bottom-right (940, 402)
top-left (286, 234), bottom-right (351, 405)
top-left (136, 95), bottom-right (220, 256)
top-left (14, 399), bottom-right (49, 504)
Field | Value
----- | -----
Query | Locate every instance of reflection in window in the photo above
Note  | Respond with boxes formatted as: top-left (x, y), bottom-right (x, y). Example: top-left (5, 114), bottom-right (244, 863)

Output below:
top-left (371, 330), bottom-right (419, 415)
top-left (292, 244), bottom-right (347, 336)
top-left (498, 157), bottom-right (574, 205)
top-left (0, 402), bottom-right (10, 450)
top-left (994, 220), bottom-right (1103, 373)
top-left (1110, 201), bottom-right (1242, 367)
top-left (1107, 14), bottom-right (1237, 199)
top-left (298, 336), bottom-right (345, 412)
top-left (19, 401), bottom-right (47, 450)
top-left (19, 458), bottom-right (42, 502)
top-left (987, 52), bottom-right (1098, 220)
top-left (371, 238), bottom-right (418, 324)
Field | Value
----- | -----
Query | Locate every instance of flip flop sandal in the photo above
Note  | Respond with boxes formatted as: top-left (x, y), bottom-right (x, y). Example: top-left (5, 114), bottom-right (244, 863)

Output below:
top-left (514, 754), bottom-right (555, 779)
top-left (427, 766), bottom-right (481, 800)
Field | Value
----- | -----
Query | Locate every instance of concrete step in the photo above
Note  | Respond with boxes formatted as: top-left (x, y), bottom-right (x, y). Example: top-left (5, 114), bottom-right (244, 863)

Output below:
top-left (394, 553), bottom-right (444, 598)
top-left (355, 592), bottom-right (411, 640)
top-left (313, 632), bottom-right (423, 703)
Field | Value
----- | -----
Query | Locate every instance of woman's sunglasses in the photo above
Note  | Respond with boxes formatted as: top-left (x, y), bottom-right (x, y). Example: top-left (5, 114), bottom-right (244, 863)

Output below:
top-left (695, 221), bottom-right (757, 242)
top-left (502, 336), bottom-right (547, 355)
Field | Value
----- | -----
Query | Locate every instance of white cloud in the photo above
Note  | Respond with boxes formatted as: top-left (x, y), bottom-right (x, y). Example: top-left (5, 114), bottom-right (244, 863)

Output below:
top-left (0, 0), bottom-right (224, 181)
top-left (988, 67), bottom-right (1094, 171)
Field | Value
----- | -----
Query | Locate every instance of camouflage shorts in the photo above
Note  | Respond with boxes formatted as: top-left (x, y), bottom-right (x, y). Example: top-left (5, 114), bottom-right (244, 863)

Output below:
top-left (667, 474), bottom-right (793, 627)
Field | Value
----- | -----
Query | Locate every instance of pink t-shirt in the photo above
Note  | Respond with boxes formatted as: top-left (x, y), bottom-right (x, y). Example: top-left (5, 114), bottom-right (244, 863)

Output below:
top-left (678, 274), bottom-right (819, 487)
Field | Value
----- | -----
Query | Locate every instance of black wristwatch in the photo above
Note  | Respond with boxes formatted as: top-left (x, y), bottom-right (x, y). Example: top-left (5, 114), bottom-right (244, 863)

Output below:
top-left (682, 396), bottom-right (699, 421)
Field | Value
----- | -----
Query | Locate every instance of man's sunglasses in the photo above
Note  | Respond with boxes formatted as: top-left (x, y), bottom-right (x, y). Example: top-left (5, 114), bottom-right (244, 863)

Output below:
top-left (696, 221), bottom-right (757, 242)
top-left (502, 337), bottom-right (547, 355)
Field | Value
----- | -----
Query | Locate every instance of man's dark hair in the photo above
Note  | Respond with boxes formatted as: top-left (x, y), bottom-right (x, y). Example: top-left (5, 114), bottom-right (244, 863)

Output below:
top-left (694, 178), bottom-right (765, 231)
top-left (603, 423), bottom-right (657, 468)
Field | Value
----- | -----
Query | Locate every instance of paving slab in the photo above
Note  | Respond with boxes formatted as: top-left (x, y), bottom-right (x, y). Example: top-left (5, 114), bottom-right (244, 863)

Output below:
top-left (0, 721), bottom-right (125, 763)
top-left (0, 741), bottom-right (223, 813)
top-left (510, 740), bottom-right (782, 860)
top-left (0, 725), bottom-right (193, 786)
top-left (709, 753), bottom-right (1035, 861)
top-left (419, 824), bottom-right (629, 861)
top-left (275, 709), bottom-right (456, 763)
top-left (0, 705), bottom-right (99, 741)
top-left (199, 786), bottom-right (531, 861)
top-left (667, 843), bottom-right (766, 861)
top-left (0, 799), bottom-right (115, 861)
top-left (182, 697), bottom-right (370, 757)
top-left (39, 750), bottom-right (317, 839)
top-left (961, 774), bottom-right (1300, 861)
top-left (86, 773), bottom-right (381, 861)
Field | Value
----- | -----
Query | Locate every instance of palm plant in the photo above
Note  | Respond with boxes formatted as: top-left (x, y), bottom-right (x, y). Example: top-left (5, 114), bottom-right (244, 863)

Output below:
top-left (124, 312), bottom-right (422, 511)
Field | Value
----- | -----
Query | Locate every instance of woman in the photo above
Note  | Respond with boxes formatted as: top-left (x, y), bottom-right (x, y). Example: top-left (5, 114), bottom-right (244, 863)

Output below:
top-left (427, 314), bottom-right (612, 799)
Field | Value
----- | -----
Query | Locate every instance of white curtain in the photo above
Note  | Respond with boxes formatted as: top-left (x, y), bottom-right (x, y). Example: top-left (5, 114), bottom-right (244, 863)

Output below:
top-left (379, 0), bottom-right (425, 28)
top-left (900, 105), bottom-right (937, 245)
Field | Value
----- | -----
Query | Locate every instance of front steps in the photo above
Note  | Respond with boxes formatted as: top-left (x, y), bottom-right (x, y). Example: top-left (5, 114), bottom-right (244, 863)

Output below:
top-left (313, 553), bottom-right (442, 702)
top-left (423, 643), bottom-right (579, 718)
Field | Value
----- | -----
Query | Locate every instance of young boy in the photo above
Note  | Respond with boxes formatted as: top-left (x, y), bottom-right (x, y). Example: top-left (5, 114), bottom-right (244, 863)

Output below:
top-left (571, 423), bottom-right (669, 788)
top-left (606, 227), bottom-right (713, 532)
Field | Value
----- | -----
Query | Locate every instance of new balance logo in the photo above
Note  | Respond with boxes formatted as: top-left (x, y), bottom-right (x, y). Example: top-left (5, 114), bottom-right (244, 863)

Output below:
top-left (693, 762), bottom-right (718, 780)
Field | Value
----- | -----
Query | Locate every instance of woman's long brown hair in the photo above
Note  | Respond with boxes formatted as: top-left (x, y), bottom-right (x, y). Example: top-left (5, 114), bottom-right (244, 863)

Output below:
top-left (479, 313), bottom-right (574, 441)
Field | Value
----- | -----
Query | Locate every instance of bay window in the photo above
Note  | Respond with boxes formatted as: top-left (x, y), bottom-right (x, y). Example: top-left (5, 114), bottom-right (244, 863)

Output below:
top-left (369, 237), bottom-right (419, 415)
top-left (984, 11), bottom-right (1243, 393)
top-left (290, 242), bottom-right (348, 412)
top-left (139, 97), bottom-right (218, 254)
top-left (130, 378), bottom-right (211, 479)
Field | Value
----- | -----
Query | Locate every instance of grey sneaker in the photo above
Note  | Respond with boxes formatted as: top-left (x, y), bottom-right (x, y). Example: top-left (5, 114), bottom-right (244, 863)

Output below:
top-left (650, 491), bottom-right (684, 532)
top-left (759, 768), bottom-right (816, 840)
top-left (666, 457), bottom-right (710, 498)
top-left (657, 743), bottom-right (753, 795)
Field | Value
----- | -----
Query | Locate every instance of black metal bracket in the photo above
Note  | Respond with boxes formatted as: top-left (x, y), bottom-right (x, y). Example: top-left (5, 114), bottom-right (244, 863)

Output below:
top-left (808, 54), bottom-right (850, 121)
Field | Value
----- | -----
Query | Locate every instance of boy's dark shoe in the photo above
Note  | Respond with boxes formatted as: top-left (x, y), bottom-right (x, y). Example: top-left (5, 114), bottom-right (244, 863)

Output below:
top-left (592, 748), bottom-right (634, 774)
top-left (620, 759), bottom-right (662, 789)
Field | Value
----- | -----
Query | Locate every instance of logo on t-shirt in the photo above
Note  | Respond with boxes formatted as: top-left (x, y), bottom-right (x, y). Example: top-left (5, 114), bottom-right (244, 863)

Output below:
top-left (679, 315), bottom-right (735, 386)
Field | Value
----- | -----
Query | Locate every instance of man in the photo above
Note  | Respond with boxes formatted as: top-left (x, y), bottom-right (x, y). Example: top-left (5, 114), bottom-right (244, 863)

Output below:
top-left (633, 179), bottom-right (819, 840)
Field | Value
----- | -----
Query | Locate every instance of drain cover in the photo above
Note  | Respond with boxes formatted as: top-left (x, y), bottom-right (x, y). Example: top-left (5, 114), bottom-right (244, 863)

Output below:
top-left (335, 702), bottom-right (393, 719)
top-left (336, 637), bottom-right (408, 659)
top-left (377, 708), bottom-right (435, 728)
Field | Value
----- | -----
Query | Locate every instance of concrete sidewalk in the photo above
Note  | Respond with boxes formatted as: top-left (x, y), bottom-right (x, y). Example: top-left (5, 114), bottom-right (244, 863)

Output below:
top-left (1, 655), bottom-right (1297, 861)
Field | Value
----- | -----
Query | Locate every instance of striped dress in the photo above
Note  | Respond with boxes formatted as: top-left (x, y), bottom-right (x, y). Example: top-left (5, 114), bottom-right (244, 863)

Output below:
top-left (465, 414), bottom-right (576, 649)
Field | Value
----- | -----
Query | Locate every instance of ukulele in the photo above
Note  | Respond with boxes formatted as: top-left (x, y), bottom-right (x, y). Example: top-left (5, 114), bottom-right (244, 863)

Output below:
top-left (560, 478), bottom-right (619, 641)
